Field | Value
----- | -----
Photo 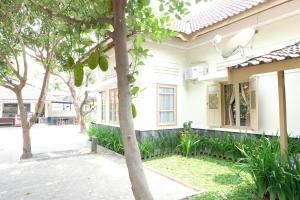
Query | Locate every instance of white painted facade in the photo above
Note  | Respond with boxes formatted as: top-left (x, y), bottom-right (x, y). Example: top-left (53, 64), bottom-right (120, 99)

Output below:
top-left (95, 0), bottom-right (300, 137)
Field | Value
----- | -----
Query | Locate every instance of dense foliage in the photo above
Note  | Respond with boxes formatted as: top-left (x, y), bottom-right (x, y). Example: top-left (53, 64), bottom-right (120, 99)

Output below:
top-left (239, 137), bottom-right (300, 200)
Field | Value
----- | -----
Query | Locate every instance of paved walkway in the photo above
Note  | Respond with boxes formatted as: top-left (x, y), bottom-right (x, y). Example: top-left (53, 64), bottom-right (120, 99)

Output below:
top-left (0, 124), bottom-right (89, 163)
top-left (0, 146), bottom-right (199, 200)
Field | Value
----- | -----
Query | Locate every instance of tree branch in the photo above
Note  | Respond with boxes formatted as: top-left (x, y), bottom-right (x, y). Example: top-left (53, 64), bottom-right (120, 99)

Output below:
top-left (3, 57), bottom-right (23, 81)
top-left (50, 70), bottom-right (68, 85)
top-left (1, 21), bottom-right (21, 74)
top-left (83, 105), bottom-right (96, 117)
top-left (0, 82), bottom-right (15, 91)
top-left (0, 71), bottom-right (18, 88)
top-left (79, 37), bottom-right (114, 64)
top-left (30, 0), bottom-right (113, 26)
top-left (11, 21), bottom-right (28, 82)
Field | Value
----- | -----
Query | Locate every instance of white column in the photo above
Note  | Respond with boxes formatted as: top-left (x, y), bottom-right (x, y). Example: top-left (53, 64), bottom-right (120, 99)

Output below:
top-left (277, 71), bottom-right (288, 156)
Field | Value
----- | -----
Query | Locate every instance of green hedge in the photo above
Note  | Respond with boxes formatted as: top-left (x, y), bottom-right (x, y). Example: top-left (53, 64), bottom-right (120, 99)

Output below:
top-left (88, 124), bottom-right (299, 160)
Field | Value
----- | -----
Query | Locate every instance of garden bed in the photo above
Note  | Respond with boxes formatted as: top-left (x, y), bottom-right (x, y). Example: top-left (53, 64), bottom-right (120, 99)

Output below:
top-left (144, 155), bottom-right (256, 200)
top-left (88, 123), bottom-right (300, 199)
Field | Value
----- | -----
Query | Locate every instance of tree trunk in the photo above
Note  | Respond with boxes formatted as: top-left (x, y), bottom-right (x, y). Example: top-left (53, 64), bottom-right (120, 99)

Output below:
top-left (29, 68), bottom-right (51, 128)
top-left (112, 1), bottom-right (153, 199)
top-left (16, 90), bottom-right (32, 159)
top-left (79, 115), bottom-right (86, 133)
top-left (66, 82), bottom-right (84, 132)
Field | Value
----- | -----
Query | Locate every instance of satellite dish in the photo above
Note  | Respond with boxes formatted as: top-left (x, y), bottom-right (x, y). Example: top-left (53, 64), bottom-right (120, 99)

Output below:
top-left (213, 34), bottom-right (222, 46)
top-left (221, 28), bottom-right (256, 59)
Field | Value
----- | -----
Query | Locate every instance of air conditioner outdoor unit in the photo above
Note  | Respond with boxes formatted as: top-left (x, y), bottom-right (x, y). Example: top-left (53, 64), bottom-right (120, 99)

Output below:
top-left (184, 63), bottom-right (209, 80)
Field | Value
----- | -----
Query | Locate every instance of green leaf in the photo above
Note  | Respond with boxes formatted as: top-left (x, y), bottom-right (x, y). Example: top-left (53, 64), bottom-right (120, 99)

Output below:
top-left (131, 103), bottom-right (137, 118)
top-left (131, 86), bottom-right (139, 96)
top-left (74, 62), bottom-right (84, 87)
top-left (99, 55), bottom-right (108, 72)
top-left (141, 0), bottom-right (150, 6)
top-left (88, 52), bottom-right (99, 70)
top-left (134, 35), bottom-right (144, 49)
top-left (66, 56), bottom-right (74, 70)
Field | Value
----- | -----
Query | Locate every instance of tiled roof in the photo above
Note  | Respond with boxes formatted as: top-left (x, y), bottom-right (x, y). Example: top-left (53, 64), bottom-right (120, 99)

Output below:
top-left (172, 0), bottom-right (267, 34)
top-left (232, 42), bottom-right (300, 68)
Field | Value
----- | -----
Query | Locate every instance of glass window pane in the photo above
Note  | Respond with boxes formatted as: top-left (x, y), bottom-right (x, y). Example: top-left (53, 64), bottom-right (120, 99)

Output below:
top-left (160, 87), bottom-right (174, 94)
top-left (160, 111), bottom-right (174, 123)
top-left (159, 94), bottom-right (174, 110)
top-left (158, 85), bottom-right (176, 124)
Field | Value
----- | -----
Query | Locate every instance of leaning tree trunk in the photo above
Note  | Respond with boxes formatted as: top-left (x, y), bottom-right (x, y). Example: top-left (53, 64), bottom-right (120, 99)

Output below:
top-left (67, 82), bottom-right (85, 133)
top-left (16, 90), bottom-right (32, 159)
top-left (112, 1), bottom-right (153, 199)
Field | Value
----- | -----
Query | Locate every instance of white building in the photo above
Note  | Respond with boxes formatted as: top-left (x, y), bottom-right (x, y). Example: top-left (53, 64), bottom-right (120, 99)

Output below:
top-left (94, 0), bottom-right (300, 137)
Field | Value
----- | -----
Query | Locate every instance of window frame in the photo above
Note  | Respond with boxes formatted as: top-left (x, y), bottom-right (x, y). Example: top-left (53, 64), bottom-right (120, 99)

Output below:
top-left (157, 84), bottom-right (177, 126)
top-left (221, 81), bottom-right (251, 130)
top-left (109, 88), bottom-right (119, 124)
top-left (100, 91), bottom-right (106, 123)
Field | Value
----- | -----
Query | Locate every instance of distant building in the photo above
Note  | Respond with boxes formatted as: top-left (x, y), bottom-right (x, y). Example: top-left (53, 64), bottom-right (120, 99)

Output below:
top-left (0, 86), bottom-right (76, 126)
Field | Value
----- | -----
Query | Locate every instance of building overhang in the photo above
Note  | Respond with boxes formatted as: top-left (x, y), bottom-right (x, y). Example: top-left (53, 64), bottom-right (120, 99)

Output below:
top-left (227, 42), bottom-right (300, 82)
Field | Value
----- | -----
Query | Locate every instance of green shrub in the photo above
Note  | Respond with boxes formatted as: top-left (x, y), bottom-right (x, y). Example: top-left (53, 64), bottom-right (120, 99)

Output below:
top-left (288, 136), bottom-right (300, 155)
top-left (87, 124), bottom-right (98, 138)
top-left (238, 136), bottom-right (300, 200)
top-left (179, 133), bottom-right (199, 157)
top-left (90, 126), bottom-right (124, 155)
top-left (139, 137), bottom-right (156, 159)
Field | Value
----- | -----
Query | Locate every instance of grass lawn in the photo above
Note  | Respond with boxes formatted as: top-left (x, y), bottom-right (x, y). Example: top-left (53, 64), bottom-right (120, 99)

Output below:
top-left (144, 155), bottom-right (257, 200)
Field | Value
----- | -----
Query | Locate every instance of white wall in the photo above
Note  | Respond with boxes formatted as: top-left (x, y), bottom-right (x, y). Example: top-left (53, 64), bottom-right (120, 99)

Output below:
top-left (256, 69), bottom-right (300, 136)
top-left (95, 42), bottom-right (188, 130)
top-left (47, 103), bottom-right (76, 117)
top-left (133, 42), bottom-right (187, 131)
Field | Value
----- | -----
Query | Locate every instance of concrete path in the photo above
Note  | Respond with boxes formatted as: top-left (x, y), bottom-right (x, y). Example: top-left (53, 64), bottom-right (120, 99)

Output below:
top-left (0, 147), bottom-right (199, 200)
top-left (0, 124), bottom-right (89, 163)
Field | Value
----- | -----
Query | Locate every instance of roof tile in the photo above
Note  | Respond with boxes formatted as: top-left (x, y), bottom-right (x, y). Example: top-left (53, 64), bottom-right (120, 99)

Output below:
top-left (172, 0), bottom-right (267, 34)
top-left (232, 42), bottom-right (300, 68)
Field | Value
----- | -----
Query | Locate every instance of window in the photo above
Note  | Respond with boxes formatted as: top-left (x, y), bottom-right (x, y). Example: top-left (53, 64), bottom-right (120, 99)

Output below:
top-left (2, 103), bottom-right (18, 118)
top-left (109, 89), bottom-right (118, 123)
top-left (100, 91), bottom-right (106, 122)
top-left (52, 102), bottom-right (72, 111)
top-left (158, 85), bottom-right (177, 125)
top-left (63, 103), bottom-right (72, 111)
top-left (222, 82), bottom-right (251, 128)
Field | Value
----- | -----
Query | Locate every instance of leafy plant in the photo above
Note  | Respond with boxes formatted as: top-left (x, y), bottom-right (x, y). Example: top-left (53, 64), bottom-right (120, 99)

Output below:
top-left (238, 136), bottom-right (300, 200)
top-left (179, 133), bottom-right (199, 157)
top-left (87, 124), bottom-right (97, 138)
top-left (139, 137), bottom-right (156, 159)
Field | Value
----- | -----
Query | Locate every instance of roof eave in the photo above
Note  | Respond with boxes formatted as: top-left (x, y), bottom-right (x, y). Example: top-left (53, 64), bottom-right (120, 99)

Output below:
top-left (178, 0), bottom-right (291, 42)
